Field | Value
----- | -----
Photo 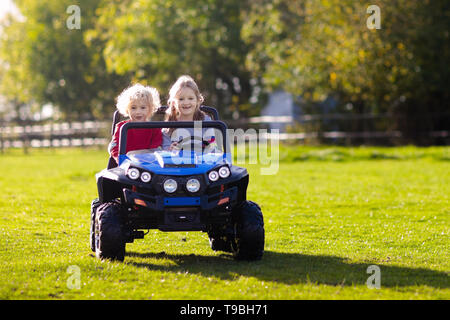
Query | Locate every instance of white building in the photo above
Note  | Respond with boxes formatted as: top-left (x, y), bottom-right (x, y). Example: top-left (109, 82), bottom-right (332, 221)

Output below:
top-left (260, 90), bottom-right (298, 132)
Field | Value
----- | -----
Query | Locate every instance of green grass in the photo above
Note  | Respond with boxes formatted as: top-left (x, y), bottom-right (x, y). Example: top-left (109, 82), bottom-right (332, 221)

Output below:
top-left (0, 146), bottom-right (449, 299)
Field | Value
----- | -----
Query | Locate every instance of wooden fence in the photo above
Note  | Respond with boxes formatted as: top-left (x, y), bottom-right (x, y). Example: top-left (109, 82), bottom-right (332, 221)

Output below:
top-left (227, 112), bottom-right (449, 145)
top-left (1, 113), bottom-right (449, 152)
top-left (0, 121), bottom-right (109, 151)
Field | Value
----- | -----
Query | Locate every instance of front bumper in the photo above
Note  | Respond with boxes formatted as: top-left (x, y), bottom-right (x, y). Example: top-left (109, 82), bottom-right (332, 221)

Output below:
top-left (122, 186), bottom-right (238, 231)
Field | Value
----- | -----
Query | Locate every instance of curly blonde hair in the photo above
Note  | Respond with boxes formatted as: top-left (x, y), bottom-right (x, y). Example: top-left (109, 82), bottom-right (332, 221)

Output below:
top-left (116, 84), bottom-right (161, 118)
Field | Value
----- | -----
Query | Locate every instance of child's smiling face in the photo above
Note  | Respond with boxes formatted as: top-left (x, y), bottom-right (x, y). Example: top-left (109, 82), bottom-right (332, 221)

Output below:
top-left (128, 100), bottom-right (152, 122)
top-left (175, 87), bottom-right (198, 119)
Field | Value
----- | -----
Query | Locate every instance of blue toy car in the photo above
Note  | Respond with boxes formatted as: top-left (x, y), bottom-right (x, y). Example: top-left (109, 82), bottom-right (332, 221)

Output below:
top-left (90, 107), bottom-right (264, 261)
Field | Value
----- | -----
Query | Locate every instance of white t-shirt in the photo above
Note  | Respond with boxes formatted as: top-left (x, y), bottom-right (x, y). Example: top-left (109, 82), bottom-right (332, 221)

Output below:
top-left (161, 115), bottom-right (216, 150)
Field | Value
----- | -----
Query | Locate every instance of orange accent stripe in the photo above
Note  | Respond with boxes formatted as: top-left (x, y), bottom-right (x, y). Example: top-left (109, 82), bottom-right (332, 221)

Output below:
top-left (134, 199), bottom-right (147, 207)
top-left (218, 197), bottom-right (229, 205)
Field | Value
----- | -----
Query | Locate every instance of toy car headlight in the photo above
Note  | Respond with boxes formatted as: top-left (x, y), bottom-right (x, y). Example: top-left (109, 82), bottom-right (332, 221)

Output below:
top-left (208, 170), bottom-right (219, 182)
top-left (127, 168), bottom-right (140, 180)
top-left (186, 178), bottom-right (200, 193)
top-left (163, 179), bottom-right (177, 193)
top-left (218, 166), bottom-right (230, 178)
top-left (140, 171), bottom-right (151, 183)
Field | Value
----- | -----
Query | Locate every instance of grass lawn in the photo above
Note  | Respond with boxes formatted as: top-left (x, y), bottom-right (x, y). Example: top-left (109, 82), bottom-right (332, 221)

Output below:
top-left (0, 145), bottom-right (448, 299)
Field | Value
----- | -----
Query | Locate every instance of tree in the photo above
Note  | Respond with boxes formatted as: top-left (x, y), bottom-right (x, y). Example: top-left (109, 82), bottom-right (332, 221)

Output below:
top-left (0, 0), bottom-right (129, 120)
top-left (88, 0), bottom-right (257, 117)
top-left (242, 0), bottom-right (450, 142)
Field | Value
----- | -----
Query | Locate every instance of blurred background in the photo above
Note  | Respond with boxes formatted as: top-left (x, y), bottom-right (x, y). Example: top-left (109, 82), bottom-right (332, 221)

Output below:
top-left (0, 0), bottom-right (449, 150)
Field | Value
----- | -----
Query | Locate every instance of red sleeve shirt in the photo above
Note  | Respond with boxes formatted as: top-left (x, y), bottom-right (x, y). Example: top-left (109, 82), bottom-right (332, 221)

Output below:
top-left (108, 120), bottom-right (163, 162)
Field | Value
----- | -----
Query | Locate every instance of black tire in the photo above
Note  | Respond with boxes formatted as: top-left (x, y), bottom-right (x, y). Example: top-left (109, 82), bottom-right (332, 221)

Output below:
top-left (208, 223), bottom-right (235, 253)
top-left (95, 201), bottom-right (126, 261)
top-left (209, 235), bottom-right (233, 253)
top-left (232, 201), bottom-right (265, 261)
top-left (90, 198), bottom-right (102, 252)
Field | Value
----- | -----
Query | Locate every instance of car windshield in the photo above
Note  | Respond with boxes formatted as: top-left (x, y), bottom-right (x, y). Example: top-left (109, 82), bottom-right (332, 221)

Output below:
top-left (125, 124), bottom-right (225, 156)
top-left (163, 126), bottom-right (223, 153)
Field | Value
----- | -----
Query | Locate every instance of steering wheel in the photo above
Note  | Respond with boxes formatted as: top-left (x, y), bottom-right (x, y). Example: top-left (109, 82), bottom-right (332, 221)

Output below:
top-left (174, 136), bottom-right (210, 151)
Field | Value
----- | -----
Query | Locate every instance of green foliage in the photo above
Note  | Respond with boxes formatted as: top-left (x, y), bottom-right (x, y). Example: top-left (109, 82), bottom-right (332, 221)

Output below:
top-left (0, 0), bottom-right (129, 119)
top-left (242, 0), bottom-right (450, 120)
top-left (88, 0), bottom-right (254, 117)
top-left (0, 0), bottom-right (448, 128)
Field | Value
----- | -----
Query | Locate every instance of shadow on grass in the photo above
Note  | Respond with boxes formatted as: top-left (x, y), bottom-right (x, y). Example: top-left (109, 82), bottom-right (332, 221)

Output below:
top-left (125, 251), bottom-right (449, 288)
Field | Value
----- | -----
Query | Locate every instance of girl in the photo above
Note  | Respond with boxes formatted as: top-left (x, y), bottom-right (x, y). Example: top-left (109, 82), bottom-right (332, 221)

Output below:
top-left (108, 84), bottom-right (162, 163)
top-left (162, 75), bottom-right (212, 150)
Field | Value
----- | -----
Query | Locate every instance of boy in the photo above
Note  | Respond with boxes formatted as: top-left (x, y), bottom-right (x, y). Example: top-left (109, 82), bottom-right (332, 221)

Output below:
top-left (108, 84), bottom-right (162, 163)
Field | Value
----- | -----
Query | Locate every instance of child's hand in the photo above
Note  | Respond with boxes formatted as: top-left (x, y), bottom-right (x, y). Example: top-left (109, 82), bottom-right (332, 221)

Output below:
top-left (169, 141), bottom-right (179, 151)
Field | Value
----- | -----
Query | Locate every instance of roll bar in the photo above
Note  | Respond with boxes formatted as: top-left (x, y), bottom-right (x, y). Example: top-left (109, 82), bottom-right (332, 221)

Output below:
top-left (118, 120), bottom-right (229, 155)
top-left (111, 106), bottom-right (219, 136)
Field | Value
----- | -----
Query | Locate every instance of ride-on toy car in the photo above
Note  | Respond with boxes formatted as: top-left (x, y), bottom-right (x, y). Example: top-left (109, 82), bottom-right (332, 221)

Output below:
top-left (90, 106), bottom-right (264, 261)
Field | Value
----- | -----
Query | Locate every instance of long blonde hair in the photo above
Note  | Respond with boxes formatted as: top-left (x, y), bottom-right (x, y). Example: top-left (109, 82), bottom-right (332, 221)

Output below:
top-left (165, 75), bottom-right (205, 122)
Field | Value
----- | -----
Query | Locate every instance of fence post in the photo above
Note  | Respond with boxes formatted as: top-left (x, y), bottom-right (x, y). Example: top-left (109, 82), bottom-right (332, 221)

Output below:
top-left (0, 121), bottom-right (3, 154)
top-left (22, 123), bottom-right (29, 154)
top-left (50, 122), bottom-right (54, 148)
top-left (82, 121), bottom-right (86, 148)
